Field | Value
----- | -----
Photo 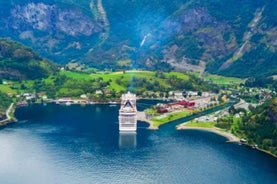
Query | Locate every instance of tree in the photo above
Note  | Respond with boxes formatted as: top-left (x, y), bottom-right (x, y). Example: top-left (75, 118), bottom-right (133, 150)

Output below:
top-left (197, 91), bottom-right (202, 96)
top-left (115, 78), bottom-right (122, 85)
top-left (110, 89), bottom-right (117, 98)
top-left (20, 83), bottom-right (27, 90)
top-left (249, 105), bottom-right (256, 112)
top-left (228, 105), bottom-right (236, 114)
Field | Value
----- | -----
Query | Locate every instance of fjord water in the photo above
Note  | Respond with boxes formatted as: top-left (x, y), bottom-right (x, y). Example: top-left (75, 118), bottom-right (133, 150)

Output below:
top-left (0, 103), bottom-right (276, 184)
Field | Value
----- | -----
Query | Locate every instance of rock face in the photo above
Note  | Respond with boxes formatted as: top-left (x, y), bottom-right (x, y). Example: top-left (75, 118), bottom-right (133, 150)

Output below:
top-left (11, 3), bottom-right (96, 36)
top-left (157, 7), bottom-right (233, 67)
top-left (1, 1), bottom-right (101, 63)
top-left (0, 0), bottom-right (276, 77)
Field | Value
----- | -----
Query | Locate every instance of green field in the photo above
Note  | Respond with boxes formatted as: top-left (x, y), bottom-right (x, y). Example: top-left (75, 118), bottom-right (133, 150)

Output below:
top-left (61, 71), bottom-right (92, 80)
top-left (152, 110), bottom-right (193, 127)
top-left (0, 84), bottom-right (16, 94)
top-left (61, 70), bottom-right (190, 91)
top-left (0, 70), bottom-right (220, 99)
top-left (184, 121), bottom-right (216, 128)
top-left (0, 70), bottom-right (207, 99)
top-left (203, 74), bottom-right (245, 85)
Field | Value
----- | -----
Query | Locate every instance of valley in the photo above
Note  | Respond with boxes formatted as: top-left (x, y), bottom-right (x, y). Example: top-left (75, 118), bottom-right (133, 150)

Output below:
top-left (1, 65), bottom-right (277, 156)
top-left (0, 1), bottom-right (276, 181)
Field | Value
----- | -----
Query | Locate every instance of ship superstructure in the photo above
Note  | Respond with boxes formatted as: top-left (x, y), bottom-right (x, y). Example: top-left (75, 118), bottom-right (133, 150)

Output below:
top-left (119, 92), bottom-right (137, 132)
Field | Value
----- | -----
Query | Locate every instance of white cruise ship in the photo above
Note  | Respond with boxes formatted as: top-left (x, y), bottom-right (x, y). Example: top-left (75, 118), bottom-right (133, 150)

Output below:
top-left (118, 92), bottom-right (137, 132)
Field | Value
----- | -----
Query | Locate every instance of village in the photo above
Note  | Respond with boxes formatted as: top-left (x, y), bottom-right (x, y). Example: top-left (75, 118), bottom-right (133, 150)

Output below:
top-left (2, 79), bottom-right (273, 106)
top-left (156, 91), bottom-right (219, 112)
top-left (1, 79), bottom-right (275, 122)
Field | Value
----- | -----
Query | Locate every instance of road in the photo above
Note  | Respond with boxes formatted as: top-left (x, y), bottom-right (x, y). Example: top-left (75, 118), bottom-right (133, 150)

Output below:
top-left (0, 103), bottom-right (15, 125)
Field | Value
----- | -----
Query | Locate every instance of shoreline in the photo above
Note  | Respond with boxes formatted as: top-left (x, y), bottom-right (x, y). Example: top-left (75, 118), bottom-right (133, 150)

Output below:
top-left (143, 121), bottom-right (159, 130)
top-left (177, 124), bottom-right (277, 158)
top-left (140, 101), bottom-right (233, 131)
top-left (136, 111), bottom-right (158, 130)
top-left (176, 124), bottom-right (240, 142)
top-left (4, 102), bottom-right (277, 158)
top-left (247, 145), bottom-right (277, 159)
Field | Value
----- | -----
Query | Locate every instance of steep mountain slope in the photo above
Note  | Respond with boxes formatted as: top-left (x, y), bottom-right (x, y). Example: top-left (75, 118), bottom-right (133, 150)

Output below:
top-left (83, 0), bottom-right (276, 77)
top-left (0, 0), bottom-right (276, 77)
top-left (0, 0), bottom-right (103, 63)
top-left (0, 39), bottom-right (58, 80)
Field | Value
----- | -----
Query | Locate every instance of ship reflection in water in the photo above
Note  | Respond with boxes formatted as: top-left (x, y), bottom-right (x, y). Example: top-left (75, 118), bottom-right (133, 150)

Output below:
top-left (119, 133), bottom-right (137, 149)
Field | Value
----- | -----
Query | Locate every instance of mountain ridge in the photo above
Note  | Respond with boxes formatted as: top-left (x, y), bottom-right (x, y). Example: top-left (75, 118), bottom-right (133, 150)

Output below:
top-left (0, 0), bottom-right (276, 77)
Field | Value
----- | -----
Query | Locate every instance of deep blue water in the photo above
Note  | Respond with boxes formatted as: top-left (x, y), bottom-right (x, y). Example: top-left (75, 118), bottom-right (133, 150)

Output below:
top-left (0, 103), bottom-right (276, 184)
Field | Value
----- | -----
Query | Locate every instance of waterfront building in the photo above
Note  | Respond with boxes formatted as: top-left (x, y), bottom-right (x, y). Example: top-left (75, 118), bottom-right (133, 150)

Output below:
top-left (119, 92), bottom-right (137, 132)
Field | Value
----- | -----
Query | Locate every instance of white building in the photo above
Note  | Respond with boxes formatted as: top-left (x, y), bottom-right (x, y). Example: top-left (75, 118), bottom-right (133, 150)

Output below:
top-left (202, 92), bottom-right (210, 97)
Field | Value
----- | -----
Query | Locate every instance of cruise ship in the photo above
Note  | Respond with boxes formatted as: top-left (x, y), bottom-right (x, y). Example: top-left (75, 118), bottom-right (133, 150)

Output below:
top-left (118, 92), bottom-right (137, 132)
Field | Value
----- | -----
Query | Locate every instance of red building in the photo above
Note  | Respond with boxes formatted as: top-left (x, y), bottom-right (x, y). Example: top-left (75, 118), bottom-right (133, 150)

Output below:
top-left (177, 100), bottom-right (195, 107)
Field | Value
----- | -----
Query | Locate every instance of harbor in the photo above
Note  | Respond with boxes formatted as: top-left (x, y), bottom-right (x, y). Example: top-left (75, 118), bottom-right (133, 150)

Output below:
top-left (3, 103), bottom-right (276, 184)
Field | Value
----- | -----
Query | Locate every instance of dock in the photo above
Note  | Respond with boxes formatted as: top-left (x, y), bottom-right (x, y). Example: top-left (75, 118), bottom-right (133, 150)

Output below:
top-left (137, 111), bottom-right (158, 130)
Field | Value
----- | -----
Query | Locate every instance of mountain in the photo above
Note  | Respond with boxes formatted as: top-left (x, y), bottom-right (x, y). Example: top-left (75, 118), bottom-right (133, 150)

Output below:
top-left (0, 0), bottom-right (276, 77)
top-left (0, 39), bottom-right (58, 80)
top-left (0, 0), bottom-right (102, 64)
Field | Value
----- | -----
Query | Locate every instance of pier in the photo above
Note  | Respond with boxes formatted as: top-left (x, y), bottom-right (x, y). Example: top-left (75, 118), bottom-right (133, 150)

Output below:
top-left (136, 111), bottom-right (157, 130)
top-left (0, 103), bottom-right (16, 126)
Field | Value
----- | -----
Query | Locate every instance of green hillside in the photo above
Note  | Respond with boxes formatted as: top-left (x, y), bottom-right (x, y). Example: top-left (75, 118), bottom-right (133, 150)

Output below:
top-left (30, 70), bottom-right (219, 99)
top-left (4, 69), bottom-right (219, 101)
top-left (0, 39), bottom-right (58, 80)
top-left (231, 98), bottom-right (277, 156)
top-left (0, 91), bottom-right (12, 119)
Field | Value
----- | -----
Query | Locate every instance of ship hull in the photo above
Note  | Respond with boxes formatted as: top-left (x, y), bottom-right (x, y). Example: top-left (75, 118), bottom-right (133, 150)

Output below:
top-left (119, 113), bottom-right (137, 132)
top-left (119, 126), bottom-right (137, 132)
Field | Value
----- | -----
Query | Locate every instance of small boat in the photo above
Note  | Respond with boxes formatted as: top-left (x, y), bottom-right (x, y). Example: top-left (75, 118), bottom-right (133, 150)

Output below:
top-left (240, 139), bottom-right (247, 144)
top-left (252, 144), bottom-right (258, 149)
top-left (109, 101), bottom-right (117, 107)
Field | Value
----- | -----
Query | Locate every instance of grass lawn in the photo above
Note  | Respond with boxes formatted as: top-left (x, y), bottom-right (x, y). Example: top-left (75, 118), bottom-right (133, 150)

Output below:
top-left (152, 110), bottom-right (193, 127)
top-left (61, 71), bottom-right (92, 80)
top-left (164, 71), bottom-right (189, 80)
top-left (185, 121), bottom-right (216, 128)
top-left (0, 84), bottom-right (16, 94)
top-left (145, 108), bottom-right (159, 116)
top-left (230, 117), bottom-right (246, 137)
